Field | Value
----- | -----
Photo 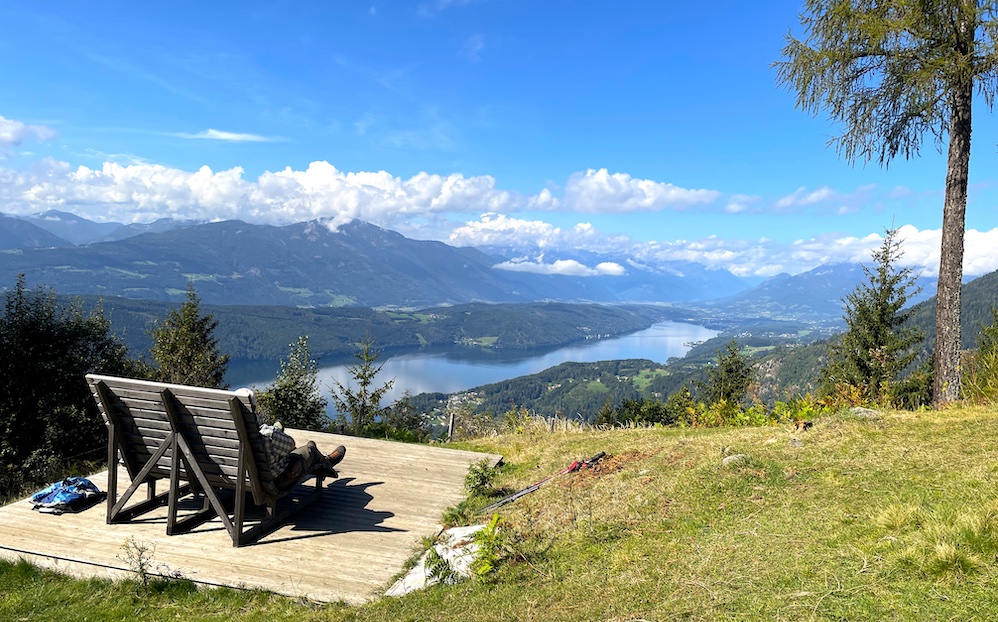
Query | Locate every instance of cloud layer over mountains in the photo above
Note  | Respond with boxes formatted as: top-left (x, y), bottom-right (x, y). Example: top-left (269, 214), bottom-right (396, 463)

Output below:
top-left (3, 113), bottom-right (998, 280)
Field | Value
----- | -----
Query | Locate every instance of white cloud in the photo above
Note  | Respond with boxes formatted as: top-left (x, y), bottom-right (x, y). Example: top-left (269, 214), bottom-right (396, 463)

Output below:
top-left (494, 257), bottom-right (626, 277)
top-left (417, 0), bottom-right (474, 17)
top-left (448, 213), bottom-right (630, 254)
top-left (81, 148), bottom-right (149, 166)
top-left (963, 228), bottom-right (998, 276)
top-left (637, 237), bottom-right (776, 277)
top-left (0, 158), bottom-right (521, 227)
top-left (775, 186), bottom-right (835, 209)
top-left (463, 34), bottom-right (486, 62)
top-left (785, 232), bottom-right (882, 269)
top-left (174, 129), bottom-right (282, 143)
top-left (725, 194), bottom-right (759, 214)
top-left (563, 168), bottom-right (720, 213)
top-left (770, 183), bottom-right (923, 219)
top-left (595, 261), bottom-right (627, 276)
top-left (449, 213), bottom-right (561, 249)
top-left (784, 225), bottom-right (998, 278)
top-left (0, 115), bottom-right (56, 147)
top-left (2, 136), bottom-right (994, 281)
top-left (618, 225), bottom-right (954, 279)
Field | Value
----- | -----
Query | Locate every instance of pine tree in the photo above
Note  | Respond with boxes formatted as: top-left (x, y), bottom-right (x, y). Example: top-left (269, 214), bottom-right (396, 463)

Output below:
top-left (329, 336), bottom-right (394, 436)
top-left (665, 386), bottom-right (698, 426)
top-left (594, 397), bottom-right (617, 427)
top-left (702, 340), bottom-right (753, 406)
top-left (149, 284), bottom-right (229, 388)
top-left (256, 335), bottom-right (329, 430)
top-left (819, 228), bottom-right (924, 405)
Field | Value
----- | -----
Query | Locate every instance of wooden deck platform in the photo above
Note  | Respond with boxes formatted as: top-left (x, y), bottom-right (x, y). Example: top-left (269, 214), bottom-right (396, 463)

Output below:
top-left (0, 430), bottom-right (501, 605)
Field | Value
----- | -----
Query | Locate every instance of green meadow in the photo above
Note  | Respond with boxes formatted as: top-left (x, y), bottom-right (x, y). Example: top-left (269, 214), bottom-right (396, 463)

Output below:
top-left (5, 405), bottom-right (998, 620)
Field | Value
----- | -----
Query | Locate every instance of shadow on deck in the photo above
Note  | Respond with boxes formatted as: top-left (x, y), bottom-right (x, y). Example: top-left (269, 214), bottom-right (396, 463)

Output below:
top-left (0, 430), bottom-right (501, 605)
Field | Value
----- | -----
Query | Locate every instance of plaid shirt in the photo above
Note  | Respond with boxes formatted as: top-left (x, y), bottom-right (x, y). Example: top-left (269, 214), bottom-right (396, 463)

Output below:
top-left (259, 422), bottom-right (296, 476)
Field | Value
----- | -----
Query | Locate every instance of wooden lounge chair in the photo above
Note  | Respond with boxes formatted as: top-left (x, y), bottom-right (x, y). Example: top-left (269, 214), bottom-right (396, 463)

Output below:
top-left (86, 374), bottom-right (325, 547)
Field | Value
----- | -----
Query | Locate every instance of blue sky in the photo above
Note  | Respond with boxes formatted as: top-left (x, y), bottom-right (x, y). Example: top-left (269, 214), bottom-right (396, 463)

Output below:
top-left (1, 0), bottom-right (997, 279)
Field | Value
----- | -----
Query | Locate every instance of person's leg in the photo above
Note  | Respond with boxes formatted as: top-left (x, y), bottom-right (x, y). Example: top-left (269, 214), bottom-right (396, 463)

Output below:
top-left (282, 441), bottom-right (346, 481)
top-left (272, 453), bottom-right (306, 491)
top-left (294, 441), bottom-right (323, 473)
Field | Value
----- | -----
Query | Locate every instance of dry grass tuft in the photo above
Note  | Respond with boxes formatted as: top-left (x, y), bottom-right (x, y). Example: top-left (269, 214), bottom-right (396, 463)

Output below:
top-left (875, 503), bottom-right (927, 532)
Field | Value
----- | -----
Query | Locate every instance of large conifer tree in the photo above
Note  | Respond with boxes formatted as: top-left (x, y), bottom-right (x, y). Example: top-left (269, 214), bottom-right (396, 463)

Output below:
top-left (149, 284), bottom-right (229, 388)
top-left (257, 335), bottom-right (328, 430)
top-left (776, 0), bottom-right (998, 404)
top-left (703, 340), bottom-right (754, 406)
top-left (819, 229), bottom-right (924, 405)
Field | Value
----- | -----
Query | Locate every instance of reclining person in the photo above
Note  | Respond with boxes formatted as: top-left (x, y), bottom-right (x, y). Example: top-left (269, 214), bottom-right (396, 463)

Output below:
top-left (259, 421), bottom-right (346, 492)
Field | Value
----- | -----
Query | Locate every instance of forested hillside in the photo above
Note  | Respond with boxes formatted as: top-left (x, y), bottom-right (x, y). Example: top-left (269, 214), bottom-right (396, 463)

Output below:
top-left (71, 296), bottom-right (704, 363)
top-left (409, 359), bottom-right (669, 420)
top-left (906, 269), bottom-right (998, 350)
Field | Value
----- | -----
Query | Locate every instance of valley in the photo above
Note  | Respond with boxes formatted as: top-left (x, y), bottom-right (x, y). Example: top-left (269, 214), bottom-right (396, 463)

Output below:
top-left (6, 211), bottom-right (996, 421)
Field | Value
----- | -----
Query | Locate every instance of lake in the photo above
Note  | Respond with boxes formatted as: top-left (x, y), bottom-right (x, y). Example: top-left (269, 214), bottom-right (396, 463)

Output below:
top-left (227, 320), bottom-right (718, 403)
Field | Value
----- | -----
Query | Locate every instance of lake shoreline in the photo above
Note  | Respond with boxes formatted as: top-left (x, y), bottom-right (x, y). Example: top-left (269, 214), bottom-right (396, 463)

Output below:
top-left (227, 321), bottom-right (719, 404)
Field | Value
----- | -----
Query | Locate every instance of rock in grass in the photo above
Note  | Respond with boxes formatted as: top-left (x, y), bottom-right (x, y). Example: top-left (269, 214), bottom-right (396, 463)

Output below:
top-left (721, 454), bottom-right (749, 467)
top-left (850, 407), bottom-right (882, 420)
top-left (385, 524), bottom-right (485, 597)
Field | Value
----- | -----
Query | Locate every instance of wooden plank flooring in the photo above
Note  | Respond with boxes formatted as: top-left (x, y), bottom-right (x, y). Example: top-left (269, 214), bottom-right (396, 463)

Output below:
top-left (0, 430), bottom-right (501, 605)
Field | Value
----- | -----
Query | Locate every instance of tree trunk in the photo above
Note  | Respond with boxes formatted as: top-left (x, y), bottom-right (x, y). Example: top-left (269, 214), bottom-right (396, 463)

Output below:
top-left (933, 73), bottom-right (973, 405)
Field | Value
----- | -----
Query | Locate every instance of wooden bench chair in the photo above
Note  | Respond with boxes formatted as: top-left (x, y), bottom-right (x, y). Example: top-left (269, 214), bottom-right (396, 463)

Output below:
top-left (86, 374), bottom-right (325, 547)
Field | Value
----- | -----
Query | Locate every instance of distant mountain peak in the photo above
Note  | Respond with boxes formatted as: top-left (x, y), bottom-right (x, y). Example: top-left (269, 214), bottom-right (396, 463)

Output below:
top-left (706, 262), bottom-right (933, 319)
top-left (0, 214), bottom-right (73, 250)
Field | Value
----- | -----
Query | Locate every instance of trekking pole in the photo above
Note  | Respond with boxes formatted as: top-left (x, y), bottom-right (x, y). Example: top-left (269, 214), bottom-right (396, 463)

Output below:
top-left (479, 451), bottom-right (605, 514)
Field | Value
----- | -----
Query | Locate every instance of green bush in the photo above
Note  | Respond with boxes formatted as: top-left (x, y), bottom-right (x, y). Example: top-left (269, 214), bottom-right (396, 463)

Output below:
top-left (963, 307), bottom-right (998, 403)
top-left (0, 276), bottom-right (137, 499)
top-left (770, 393), bottom-right (828, 423)
top-left (464, 459), bottom-right (498, 496)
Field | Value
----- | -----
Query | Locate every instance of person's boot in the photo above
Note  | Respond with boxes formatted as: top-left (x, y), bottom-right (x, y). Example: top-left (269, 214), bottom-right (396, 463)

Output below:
top-left (327, 445), bottom-right (346, 467)
top-left (312, 445), bottom-right (346, 478)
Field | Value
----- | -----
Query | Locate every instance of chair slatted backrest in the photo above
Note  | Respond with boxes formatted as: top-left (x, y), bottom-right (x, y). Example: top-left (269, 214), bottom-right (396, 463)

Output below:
top-left (86, 374), bottom-right (280, 505)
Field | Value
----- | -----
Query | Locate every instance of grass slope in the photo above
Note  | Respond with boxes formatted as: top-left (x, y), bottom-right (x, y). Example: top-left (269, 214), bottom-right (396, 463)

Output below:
top-left (5, 406), bottom-right (998, 620)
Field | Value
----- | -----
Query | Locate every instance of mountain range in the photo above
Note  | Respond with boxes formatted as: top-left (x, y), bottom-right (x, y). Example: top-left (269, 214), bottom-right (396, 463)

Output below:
top-left (0, 210), bottom-right (753, 308)
top-left (704, 263), bottom-right (937, 320)
top-left (3, 210), bottom-right (204, 246)
top-left (0, 209), bottom-right (927, 318)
